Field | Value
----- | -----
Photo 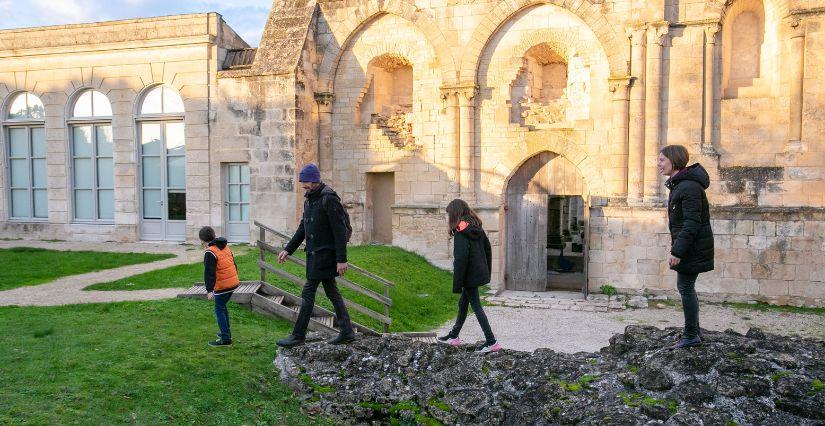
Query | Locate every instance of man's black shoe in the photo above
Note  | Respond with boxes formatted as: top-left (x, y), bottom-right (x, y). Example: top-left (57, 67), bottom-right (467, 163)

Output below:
top-left (276, 334), bottom-right (306, 348)
top-left (327, 332), bottom-right (356, 345)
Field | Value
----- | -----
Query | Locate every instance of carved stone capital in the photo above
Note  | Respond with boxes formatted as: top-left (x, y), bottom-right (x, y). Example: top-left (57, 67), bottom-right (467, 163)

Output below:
top-left (647, 21), bottom-right (670, 46)
top-left (608, 76), bottom-right (632, 93)
top-left (788, 16), bottom-right (806, 38)
top-left (704, 23), bottom-right (721, 43)
top-left (626, 24), bottom-right (647, 45)
top-left (440, 84), bottom-right (477, 102)
top-left (314, 92), bottom-right (334, 106)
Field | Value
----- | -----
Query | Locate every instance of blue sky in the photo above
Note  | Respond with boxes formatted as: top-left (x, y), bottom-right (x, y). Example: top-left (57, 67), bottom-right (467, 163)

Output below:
top-left (0, 0), bottom-right (271, 47)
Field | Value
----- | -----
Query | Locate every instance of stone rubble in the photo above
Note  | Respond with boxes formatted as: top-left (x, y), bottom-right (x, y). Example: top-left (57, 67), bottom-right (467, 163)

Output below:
top-left (275, 325), bottom-right (824, 425)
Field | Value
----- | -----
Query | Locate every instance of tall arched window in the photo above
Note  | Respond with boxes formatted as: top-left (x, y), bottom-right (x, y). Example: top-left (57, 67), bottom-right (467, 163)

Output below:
top-left (69, 90), bottom-right (113, 221)
top-left (5, 92), bottom-right (47, 219)
top-left (722, 0), bottom-right (766, 98)
top-left (136, 85), bottom-right (186, 241)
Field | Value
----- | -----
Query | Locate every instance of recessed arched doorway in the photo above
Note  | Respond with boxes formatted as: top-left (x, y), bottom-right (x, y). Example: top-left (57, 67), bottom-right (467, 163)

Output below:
top-left (504, 151), bottom-right (589, 295)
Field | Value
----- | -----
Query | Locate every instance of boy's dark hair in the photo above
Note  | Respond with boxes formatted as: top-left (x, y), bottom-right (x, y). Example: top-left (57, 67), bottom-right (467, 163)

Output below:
top-left (198, 226), bottom-right (216, 243)
top-left (660, 145), bottom-right (690, 170)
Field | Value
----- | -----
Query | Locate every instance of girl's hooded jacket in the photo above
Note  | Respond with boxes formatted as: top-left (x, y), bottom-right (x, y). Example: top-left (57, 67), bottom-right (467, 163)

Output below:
top-left (452, 218), bottom-right (493, 293)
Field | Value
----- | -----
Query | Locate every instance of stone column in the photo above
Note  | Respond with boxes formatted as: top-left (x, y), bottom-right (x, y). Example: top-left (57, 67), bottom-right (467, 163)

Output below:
top-left (644, 22), bottom-right (669, 205)
top-left (314, 92), bottom-right (334, 174)
top-left (702, 24), bottom-right (721, 154)
top-left (458, 86), bottom-right (477, 203)
top-left (626, 25), bottom-right (647, 204)
top-left (440, 88), bottom-right (460, 196)
top-left (609, 76), bottom-right (631, 197)
top-left (788, 17), bottom-right (806, 151)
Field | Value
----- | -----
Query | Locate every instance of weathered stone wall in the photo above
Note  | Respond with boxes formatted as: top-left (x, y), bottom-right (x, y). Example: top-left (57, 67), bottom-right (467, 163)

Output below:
top-left (325, 12), bottom-right (447, 248)
top-left (211, 74), bottom-right (298, 239)
top-left (307, 0), bottom-right (825, 305)
top-left (589, 205), bottom-right (825, 306)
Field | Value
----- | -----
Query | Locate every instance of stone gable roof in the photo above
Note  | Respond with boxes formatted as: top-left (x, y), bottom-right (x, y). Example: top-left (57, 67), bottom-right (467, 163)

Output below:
top-left (220, 0), bottom-right (316, 78)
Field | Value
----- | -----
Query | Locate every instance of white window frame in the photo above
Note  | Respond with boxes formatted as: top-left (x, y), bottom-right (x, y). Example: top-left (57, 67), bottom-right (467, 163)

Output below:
top-left (68, 121), bottom-right (114, 223)
top-left (67, 90), bottom-right (114, 223)
top-left (4, 92), bottom-right (47, 222)
top-left (135, 85), bottom-right (186, 240)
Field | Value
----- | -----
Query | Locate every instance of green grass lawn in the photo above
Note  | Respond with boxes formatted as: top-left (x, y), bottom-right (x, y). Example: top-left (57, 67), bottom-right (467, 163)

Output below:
top-left (0, 299), bottom-right (322, 424)
top-left (88, 245), bottom-right (462, 333)
top-left (0, 247), bottom-right (174, 291)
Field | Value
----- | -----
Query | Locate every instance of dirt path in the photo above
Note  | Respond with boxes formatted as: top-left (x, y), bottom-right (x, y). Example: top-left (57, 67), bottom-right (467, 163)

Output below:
top-left (0, 240), bottom-right (202, 306)
top-left (435, 302), bottom-right (825, 353)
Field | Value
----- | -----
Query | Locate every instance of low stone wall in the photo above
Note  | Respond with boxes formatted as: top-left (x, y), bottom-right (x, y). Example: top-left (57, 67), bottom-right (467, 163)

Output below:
top-left (591, 206), bottom-right (825, 307)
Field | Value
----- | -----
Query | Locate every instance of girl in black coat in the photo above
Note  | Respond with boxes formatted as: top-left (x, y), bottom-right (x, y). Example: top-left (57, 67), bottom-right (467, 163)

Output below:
top-left (437, 199), bottom-right (501, 353)
top-left (658, 145), bottom-right (714, 349)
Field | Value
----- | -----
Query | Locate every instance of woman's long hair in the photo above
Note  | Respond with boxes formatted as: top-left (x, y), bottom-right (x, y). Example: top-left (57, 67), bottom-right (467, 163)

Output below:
top-left (446, 198), bottom-right (483, 236)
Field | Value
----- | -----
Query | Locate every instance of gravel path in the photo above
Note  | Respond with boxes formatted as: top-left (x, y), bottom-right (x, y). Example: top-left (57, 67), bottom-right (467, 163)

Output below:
top-left (435, 302), bottom-right (825, 353)
top-left (0, 240), bottom-right (202, 306)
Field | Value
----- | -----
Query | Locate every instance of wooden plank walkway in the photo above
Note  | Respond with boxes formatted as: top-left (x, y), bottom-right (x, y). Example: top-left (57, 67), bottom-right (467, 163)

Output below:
top-left (176, 280), bottom-right (436, 343)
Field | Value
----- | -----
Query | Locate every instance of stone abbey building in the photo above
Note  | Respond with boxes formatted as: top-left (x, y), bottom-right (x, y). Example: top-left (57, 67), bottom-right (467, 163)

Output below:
top-left (1, 0), bottom-right (824, 305)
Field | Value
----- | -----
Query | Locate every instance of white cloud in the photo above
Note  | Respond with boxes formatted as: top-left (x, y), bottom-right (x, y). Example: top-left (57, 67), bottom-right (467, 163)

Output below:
top-left (31, 0), bottom-right (91, 24)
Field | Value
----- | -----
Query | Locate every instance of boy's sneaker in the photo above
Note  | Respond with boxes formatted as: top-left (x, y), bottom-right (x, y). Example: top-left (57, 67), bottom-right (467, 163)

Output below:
top-left (208, 338), bottom-right (232, 348)
top-left (437, 335), bottom-right (461, 346)
top-left (476, 341), bottom-right (501, 353)
top-left (276, 334), bottom-right (306, 348)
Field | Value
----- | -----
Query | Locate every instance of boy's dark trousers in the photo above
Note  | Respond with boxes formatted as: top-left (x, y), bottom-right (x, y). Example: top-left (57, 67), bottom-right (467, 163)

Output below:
top-left (449, 287), bottom-right (496, 344)
top-left (292, 278), bottom-right (354, 338)
top-left (214, 292), bottom-right (232, 342)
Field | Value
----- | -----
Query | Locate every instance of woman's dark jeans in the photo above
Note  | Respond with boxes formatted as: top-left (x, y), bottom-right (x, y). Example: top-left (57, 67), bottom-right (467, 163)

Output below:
top-left (677, 272), bottom-right (701, 339)
top-left (449, 287), bottom-right (496, 344)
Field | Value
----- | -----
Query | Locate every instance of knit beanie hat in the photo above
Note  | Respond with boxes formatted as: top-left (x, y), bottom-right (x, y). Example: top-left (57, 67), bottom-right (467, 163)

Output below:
top-left (298, 163), bottom-right (321, 183)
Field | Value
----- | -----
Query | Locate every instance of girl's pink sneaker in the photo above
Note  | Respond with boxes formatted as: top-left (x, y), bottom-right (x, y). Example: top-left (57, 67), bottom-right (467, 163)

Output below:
top-left (476, 341), bottom-right (501, 353)
top-left (437, 335), bottom-right (462, 346)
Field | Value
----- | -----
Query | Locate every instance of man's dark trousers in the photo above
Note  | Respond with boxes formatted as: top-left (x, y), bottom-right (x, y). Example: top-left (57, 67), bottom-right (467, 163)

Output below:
top-left (292, 278), bottom-right (354, 338)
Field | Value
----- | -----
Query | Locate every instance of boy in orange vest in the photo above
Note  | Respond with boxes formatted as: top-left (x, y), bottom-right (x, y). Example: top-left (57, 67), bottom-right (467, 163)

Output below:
top-left (199, 226), bottom-right (240, 347)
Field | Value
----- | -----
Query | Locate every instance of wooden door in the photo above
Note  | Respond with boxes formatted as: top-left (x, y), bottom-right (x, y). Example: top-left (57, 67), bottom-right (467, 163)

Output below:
top-left (366, 172), bottom-right (395, 244)
top-left (506, 192), bottom-right (548, 291)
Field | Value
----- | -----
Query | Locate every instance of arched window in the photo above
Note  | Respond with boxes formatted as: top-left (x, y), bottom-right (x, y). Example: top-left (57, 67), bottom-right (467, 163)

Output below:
top-left (139, 85), bottom-right (185, 115)
top-left (136, 85), bottom-right (186, 241)
top-left (5, 92), bottom-right (47, 219)
top-left (722, 0), bottom-right (766, 98)
top-left (68, 90), bottom-right (113, 221)
top-left (510, 43), bottom-right (586, 127)
top-left (357, 54), bottom-right (413, 125)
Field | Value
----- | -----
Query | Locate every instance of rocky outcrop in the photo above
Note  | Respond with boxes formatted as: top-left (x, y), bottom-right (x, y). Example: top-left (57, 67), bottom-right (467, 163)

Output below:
top-left (275, 326), bottom-right (825, 425)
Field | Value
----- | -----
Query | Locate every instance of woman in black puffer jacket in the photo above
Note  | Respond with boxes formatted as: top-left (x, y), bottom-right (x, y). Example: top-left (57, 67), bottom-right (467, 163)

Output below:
top-left (658, 145), bottom-right (714, 349)
top-left (437, 199), bottom-right (500, 353)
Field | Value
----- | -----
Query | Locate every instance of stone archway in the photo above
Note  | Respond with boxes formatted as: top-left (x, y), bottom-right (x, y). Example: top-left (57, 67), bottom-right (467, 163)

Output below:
top-left (504, 151), bottom-right (588, 294)
top-left (316, 2), bottom-right (457, 92)
top-left (460, 0), bottom-right (628, 83)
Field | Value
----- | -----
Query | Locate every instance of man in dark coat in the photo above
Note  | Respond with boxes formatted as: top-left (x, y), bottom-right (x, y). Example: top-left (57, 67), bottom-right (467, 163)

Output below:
top-left (276, 163), bottom-right (355, 348)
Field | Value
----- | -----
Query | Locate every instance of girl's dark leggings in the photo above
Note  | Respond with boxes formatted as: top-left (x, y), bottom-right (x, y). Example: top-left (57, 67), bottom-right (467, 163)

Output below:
top-left (677, 272), bottom-right (701, 339)
top-left (449, 287), bottom-right (496, 344)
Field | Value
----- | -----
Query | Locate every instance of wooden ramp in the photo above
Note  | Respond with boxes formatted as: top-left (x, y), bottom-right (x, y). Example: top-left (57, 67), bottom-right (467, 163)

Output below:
top-left (178, 280), bottom-right (435, 343)
top-left (178, 221), bottom-right (436, 344)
